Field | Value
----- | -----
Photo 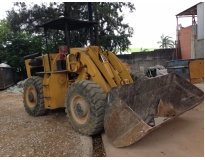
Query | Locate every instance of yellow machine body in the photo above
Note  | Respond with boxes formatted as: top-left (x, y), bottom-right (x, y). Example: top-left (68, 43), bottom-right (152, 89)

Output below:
top-left (24, 46), bottom-right (132, 109)
top-left (23, 17), bottom-right (203, 148)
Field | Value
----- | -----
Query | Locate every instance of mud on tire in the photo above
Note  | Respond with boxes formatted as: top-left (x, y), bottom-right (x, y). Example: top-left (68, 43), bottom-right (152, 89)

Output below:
top-left (23, 76), bottom-right (48, 116)
top-left (65, 80), bottom-right (106, 136)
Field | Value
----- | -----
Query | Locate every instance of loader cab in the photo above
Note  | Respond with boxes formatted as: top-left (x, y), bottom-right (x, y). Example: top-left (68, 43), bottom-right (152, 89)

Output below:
top-left (36, 16), bottom-right (98, 71)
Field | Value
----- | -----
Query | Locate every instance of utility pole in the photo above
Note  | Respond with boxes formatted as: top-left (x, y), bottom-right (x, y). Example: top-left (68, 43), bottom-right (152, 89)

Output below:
top-left (88, 2), bottom-right (94, 45)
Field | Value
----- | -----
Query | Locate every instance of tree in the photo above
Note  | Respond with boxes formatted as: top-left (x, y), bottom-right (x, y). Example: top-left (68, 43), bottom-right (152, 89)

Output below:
top-left (6, 2), bottom-right (63, 33)
top-left (157, 34), bottom-right (175, 49)
top-left (0, 19), bottom-right (44, 72)
top-left (90, 2), bottom-right (135, 53)
top-left (5, 2), bottom-right (65, 53)
top-left (6, 2), bottom-right (135, 53)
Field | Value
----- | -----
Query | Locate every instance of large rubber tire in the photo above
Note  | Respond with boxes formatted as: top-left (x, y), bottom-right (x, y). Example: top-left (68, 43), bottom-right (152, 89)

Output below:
top-left (65, 80), bottom-right (106, 136)
top-left (23, 76), bottom-right (48, 116)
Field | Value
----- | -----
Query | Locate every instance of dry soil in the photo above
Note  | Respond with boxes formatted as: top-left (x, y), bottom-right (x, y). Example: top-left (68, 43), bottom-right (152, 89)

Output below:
top-left (0, 91), bottom-right (93, 157)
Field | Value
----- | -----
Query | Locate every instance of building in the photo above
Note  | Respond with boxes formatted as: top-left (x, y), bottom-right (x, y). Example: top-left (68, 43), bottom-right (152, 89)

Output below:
top-left (176, 2), bottom-right (204, 59)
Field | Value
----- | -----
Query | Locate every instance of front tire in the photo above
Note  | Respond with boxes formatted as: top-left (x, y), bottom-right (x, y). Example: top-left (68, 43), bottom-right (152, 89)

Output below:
top-left (23, 76), bottom-right (48, 116)
top-left (65, 80), bottom-right (106, 136)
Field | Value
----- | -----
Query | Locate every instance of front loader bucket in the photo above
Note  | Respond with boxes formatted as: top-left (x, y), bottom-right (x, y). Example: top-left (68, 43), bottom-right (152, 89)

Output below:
top-left (104, 73), bottom-right (204, 147)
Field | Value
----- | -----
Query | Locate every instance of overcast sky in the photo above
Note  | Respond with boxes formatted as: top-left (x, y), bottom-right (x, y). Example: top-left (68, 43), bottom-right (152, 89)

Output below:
top-left (0, 1), bottom-right (202, 48)
top-left (123, 1), bottom-right (202, 48)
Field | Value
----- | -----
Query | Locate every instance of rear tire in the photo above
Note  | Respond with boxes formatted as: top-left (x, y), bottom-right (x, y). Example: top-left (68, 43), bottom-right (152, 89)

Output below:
top-left (65, 80), bottom-right (106, 136)
top-left (23, 76), bottom-right (48, 116)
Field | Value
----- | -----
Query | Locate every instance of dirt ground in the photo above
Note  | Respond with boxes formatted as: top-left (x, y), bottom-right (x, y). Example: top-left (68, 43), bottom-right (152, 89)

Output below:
top-left (102, 83), bottom-right (204, 157)
top-left (0, 83), bottom-right (204, 157)
top-left (0, 91), bottom-right (93, 157)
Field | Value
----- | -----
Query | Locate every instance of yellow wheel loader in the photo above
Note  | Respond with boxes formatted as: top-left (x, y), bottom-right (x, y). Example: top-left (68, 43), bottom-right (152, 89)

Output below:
top-left (23, 17), bottom-right (204, 147)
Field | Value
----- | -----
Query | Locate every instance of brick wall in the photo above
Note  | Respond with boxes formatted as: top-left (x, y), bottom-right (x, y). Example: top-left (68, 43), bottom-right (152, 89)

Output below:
top-left (179, 26), bottom-right (192, 59)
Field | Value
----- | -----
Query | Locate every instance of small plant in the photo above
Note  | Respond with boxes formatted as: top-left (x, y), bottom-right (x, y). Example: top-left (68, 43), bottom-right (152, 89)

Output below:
top-left (140, 47), bottom-right (149, 52)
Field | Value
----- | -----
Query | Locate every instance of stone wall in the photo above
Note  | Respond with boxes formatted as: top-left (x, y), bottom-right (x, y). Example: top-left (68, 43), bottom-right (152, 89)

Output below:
top-left (117, 49), bottom-right (175, 73)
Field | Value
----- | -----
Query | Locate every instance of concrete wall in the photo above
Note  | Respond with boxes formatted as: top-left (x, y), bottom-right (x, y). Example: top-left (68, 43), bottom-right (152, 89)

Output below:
top-left (191, 25), bottom-right (197, 59)
top-left (195, 39), bottom-right (204, 58)
top-left (117, 49), bottom-right (174, 73)
top-left (197, 3), bottom-right (204, 40)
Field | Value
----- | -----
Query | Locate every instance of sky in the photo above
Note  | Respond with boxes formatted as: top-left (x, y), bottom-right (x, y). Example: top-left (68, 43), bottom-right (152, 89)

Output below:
top-left (0, 1), bottom-right (203, 49)
top-left (122, 1), bottom-right (202, 48)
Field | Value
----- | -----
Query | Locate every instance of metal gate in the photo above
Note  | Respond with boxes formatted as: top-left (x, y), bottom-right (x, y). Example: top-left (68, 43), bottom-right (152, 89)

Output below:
top-left (0, 67), bottom-right (14, 90)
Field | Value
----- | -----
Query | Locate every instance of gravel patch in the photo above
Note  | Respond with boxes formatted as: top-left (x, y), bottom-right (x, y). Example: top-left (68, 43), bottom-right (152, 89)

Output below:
top-left (0, 91), bottom-right (93, 157)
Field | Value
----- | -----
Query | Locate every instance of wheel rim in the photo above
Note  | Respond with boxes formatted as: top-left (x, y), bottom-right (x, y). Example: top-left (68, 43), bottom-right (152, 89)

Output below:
top-left (25, 85), bottom-right (37, 108)
top-left (70, 95), bottom-right (89, 124)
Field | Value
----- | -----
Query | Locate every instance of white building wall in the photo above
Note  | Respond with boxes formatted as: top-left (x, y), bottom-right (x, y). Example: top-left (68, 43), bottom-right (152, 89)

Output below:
top-left (197, 3), bottom-right (204, 40)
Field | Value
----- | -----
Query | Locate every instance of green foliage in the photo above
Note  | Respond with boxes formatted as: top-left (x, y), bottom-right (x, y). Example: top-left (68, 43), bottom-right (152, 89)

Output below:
top-left (7, 2), bottom-right (63, 33)
top-left (6, 2), bottom-right (135, 53)
top-left (91, 2), bottom-right (135, 53)
top-left (0, 20), bottom-right (44, 72)
top-left (157, 34), bottom-right (175, 49)
top-left (0, 2), bottom-right (136, 72)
